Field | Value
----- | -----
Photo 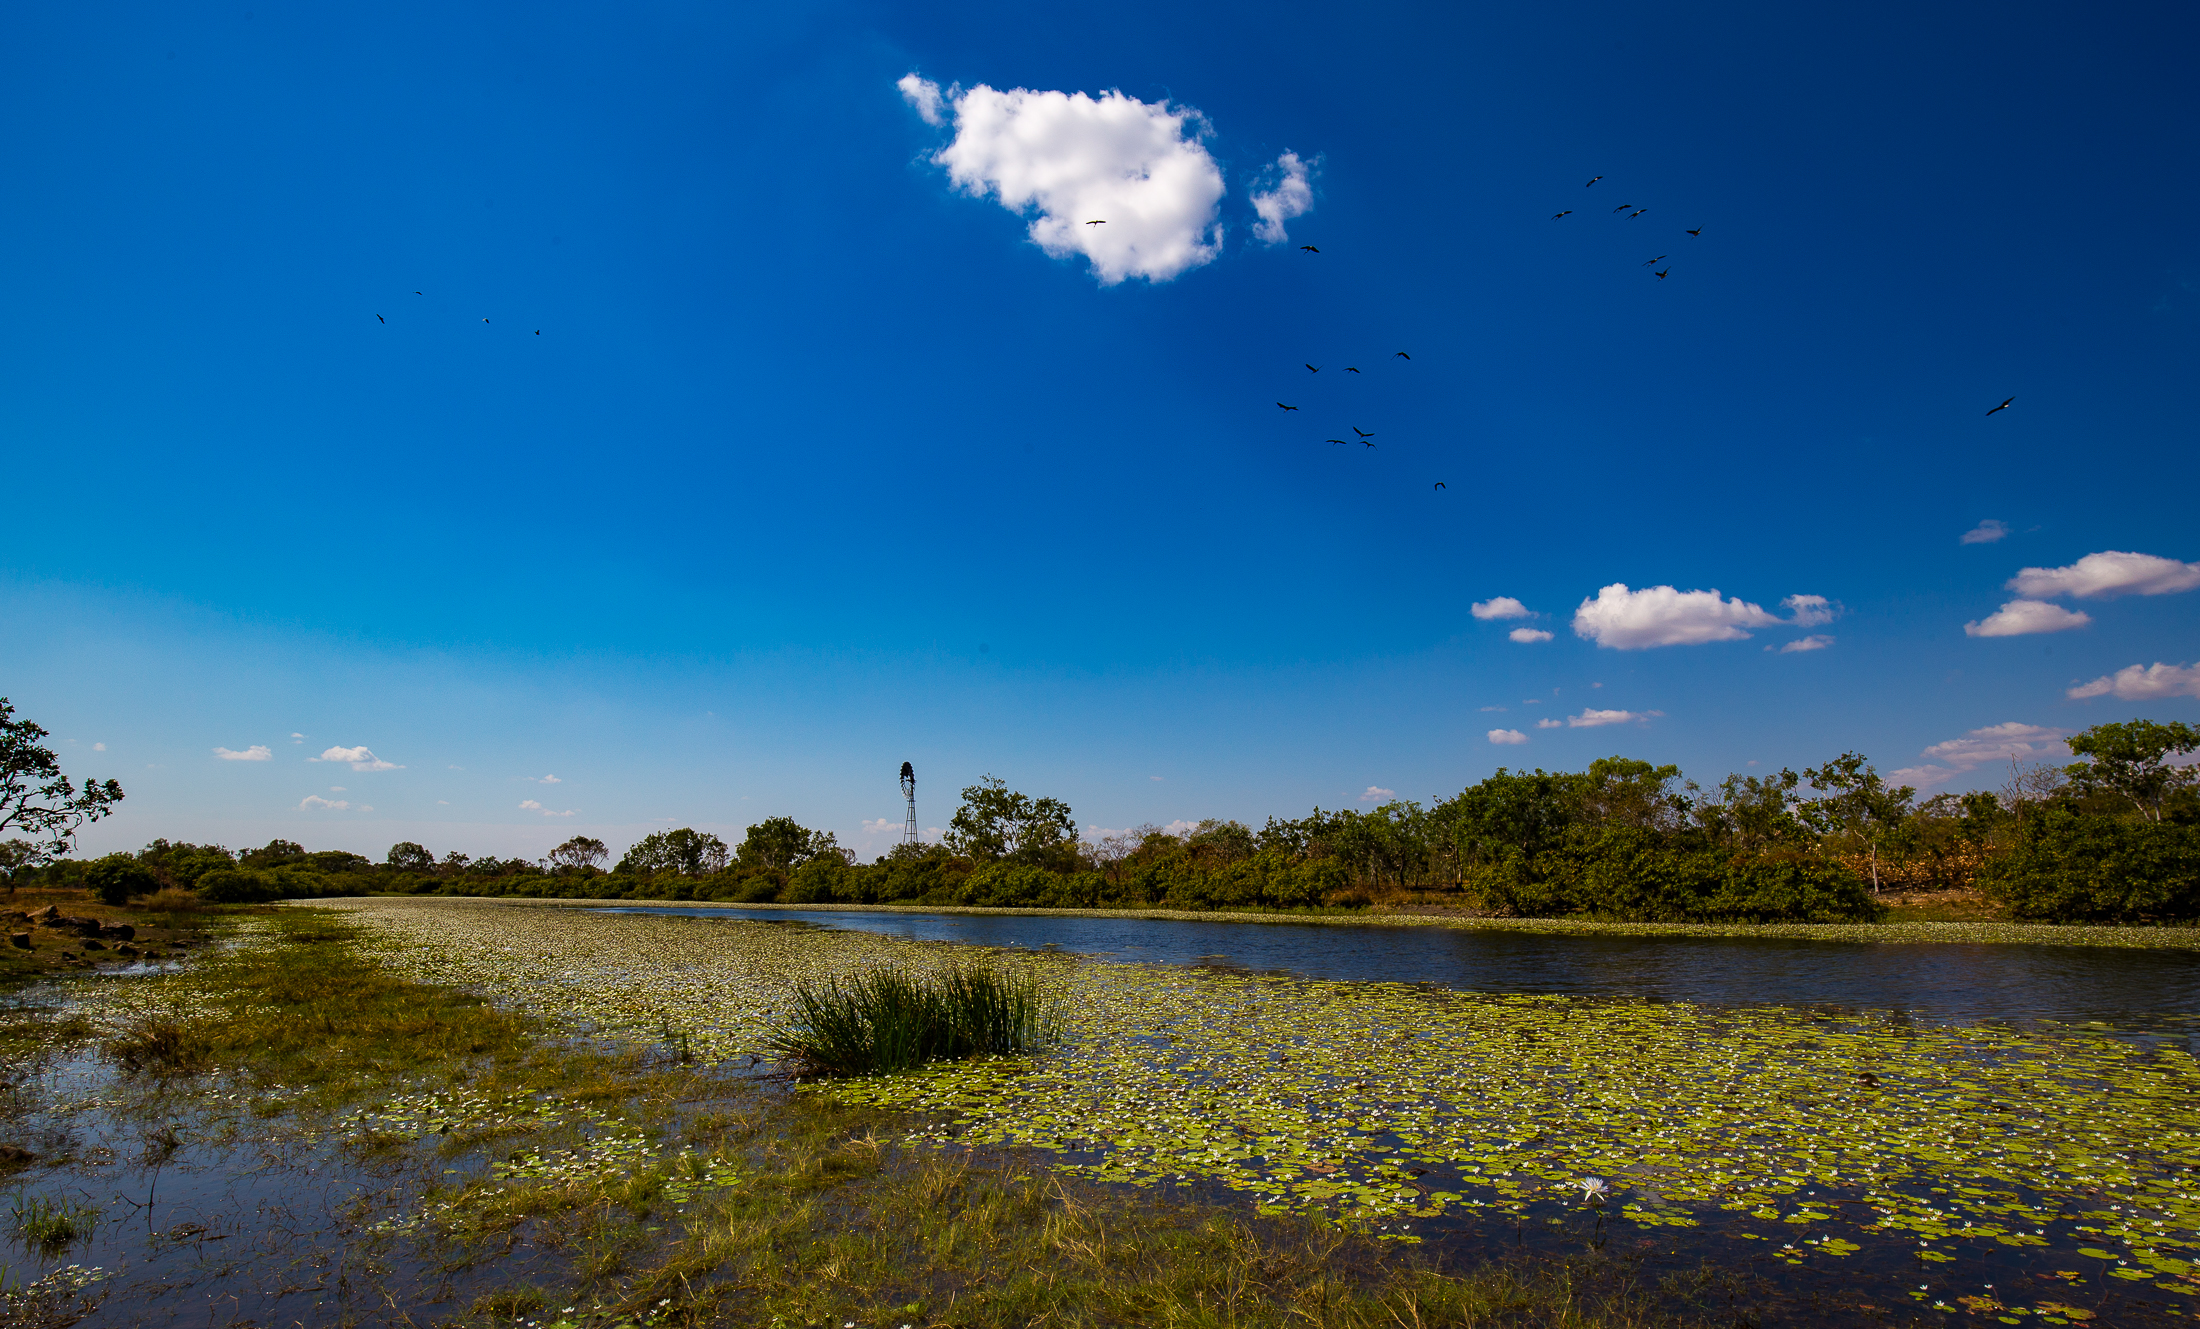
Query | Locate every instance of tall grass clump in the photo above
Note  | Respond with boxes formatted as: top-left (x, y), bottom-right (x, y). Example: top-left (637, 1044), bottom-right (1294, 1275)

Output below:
top-left (767, 963), bottom-right (1054, 1076)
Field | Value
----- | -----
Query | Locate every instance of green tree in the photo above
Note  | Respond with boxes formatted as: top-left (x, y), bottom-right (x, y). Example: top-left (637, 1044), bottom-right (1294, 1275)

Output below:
top-left (1797, 753), bottom-right (1915, 893)
top-left (735, 816), bottom-right (840, 870)
top-left (386, 841), bottom-right (435, 872)
top-left (2063, 719), bottom-right (2200, 823)
top-left (944, 776), bottom-right (1074, 863)
top-left (0, 697), bottom-right (124, 869)
top-left (619, 827), bottom-right (731, 876)
top-left (547, 836), bottom-right (610, 871)
top-left (85, 853), bottom-right (158, 905)
top-left (240, 839), bottom-right (307, 869)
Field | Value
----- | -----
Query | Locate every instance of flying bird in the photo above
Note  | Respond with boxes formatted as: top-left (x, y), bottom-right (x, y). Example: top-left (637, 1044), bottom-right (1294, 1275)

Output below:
top-left (534, 330), bottom-right (541, 335)
top-left (1362, 440), bottom-right (1376, 449)
top-left (1552, 210), bottom-right (1573, 219)
top-left (1326, 439), bottom-right (1350, 445)
top-left (1986, 397), bottom-right (2014, 416)
top-left (481, 318), bottom-right (490, 323)
top-left (1630, 208), bottom-right (1648, 218)
top-left (1084, 219), bottom-right (1106, 225)
top-left (1686, 227), bottom-right (1702, 236)
top-left (1433, 481), bottom-right (1447, 490)
top-left (1344, 367), bottom-right (1361, 373)
top-left (1305, 364), bottom-right (1320, 373)
top-left (1613, 204), bottom-right (1633, 213)
top-left (1585, 176), bottom-right (1603, 187)
top-left (1394, 351), bottom-right (1410, 359)
top-left (1654, 269), bottom-right (1670, 280)
top-left (1353, 426), bottom-right (1374, 438)
top-left (414, 290), bottom-right (422, 295)
top-left (1277, 402), bottom-right (1300, 411)
top-left (1299, 245), bottom-right (1320, 253)
top-left (1643, 256), bottom-right (1666, 266)
top-left (375, 314), bottom-right (384, 323)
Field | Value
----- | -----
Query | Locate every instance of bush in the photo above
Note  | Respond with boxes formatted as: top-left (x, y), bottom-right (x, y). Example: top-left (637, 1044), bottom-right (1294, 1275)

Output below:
top-left (766, 963), bottom-right (1055, 1076)
top-left (194, 866), bottom-right (333, 904)
top-left (1471, 828), bottom-right (1882, 923)
top-left (84, 854), bottom-right (159, 906)
top-left (1978, 808), bottom-right (2200, 923)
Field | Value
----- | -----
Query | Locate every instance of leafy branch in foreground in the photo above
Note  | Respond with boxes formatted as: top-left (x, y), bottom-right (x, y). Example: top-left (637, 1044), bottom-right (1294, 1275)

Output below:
top-left (767, 963), bottom-right (1056, 1076)
top-left (0, 697), bottom-right (122, 873)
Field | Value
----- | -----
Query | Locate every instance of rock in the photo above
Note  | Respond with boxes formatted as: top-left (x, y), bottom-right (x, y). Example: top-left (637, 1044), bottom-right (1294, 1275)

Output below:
top-left (7, 933), bottom-right (28, 951)
top-left (0, 1144), bottom-right (35, 1167)
top-left (116, 944), bottom-right (140, 957)
top-left (82, 939), bottom-right (107, 952)
top-left (69, 918), bottom-right (104, 937)
top-left (101, 922), bottom-right (136, 941)
top-left (32, 905), bottom-right (60, 922)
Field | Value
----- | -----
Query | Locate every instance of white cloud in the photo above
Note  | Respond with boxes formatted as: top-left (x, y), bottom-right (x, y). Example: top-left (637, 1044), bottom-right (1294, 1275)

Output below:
top-left (298, 795), bottom-right (350, 810)
top-left (1478, 705), bottom-right (1508, 713)
top-left (330, 786), bottom-right (346, 792)
top-left (902, 76), bottom-right (1226, 284)
top-left (1963, 600), bottom-right (2092, 637)
top-left (312, 745), bottom-right (402, 771)
top-left (1471, 596), bottom-right (1533, 621)
top-left (1249, 151), bottom-right (1314, 244)
top-left (215, 745), bottom-right (273, 761)
top-left (1358, 785), bottom-right (1396, 801)
top-left (1887, 722), bottom-right (2070, 788)
top-left (1150, 774), bottom-right (1165, 781)
top-left (92, 742), bottom-right (105, 751)
top-left (1487, 729), bottom-right (1529, 745)
top-left (2068, 661), bottom-right (2200, 701)
top-left (1960, 519), bottom-right (2008, 545)
top-left (1782, 594), bottom-right (1838, 627)
top-left (1572, 583), bottom-right (1791, 649)
top-left (896, 72), bottom-right (945, 126)
top-left (1536, 718), bottom-right (1563, 729)
top-left (1567, 708), bottom-right (1660, 728)
top-left (1509, 628), bottom-right (1555, 644)
top-left (519, 799), bottom-right (576, 818)
top-left (2009, 550), bottom-right (2200, 600)
top-left (1778, 635), bottom-right (1836, 653)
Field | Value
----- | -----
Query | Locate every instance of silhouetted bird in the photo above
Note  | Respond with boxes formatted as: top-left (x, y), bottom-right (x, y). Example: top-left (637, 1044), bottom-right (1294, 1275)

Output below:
top-left (1362, 440), bottom-right (1376, 449)
top-left (1655, 269), bottom-right (1670, 280)
top-left (1552, 211), bottom-right (1573, 219)
top-left (1353, 426), bottom-right (1374, 438)
top-left (1326, 439), bottom-right (1349, 445)
top-left (1630, 208), bottom-right (1648, 218)
top-left (1433, 481), bottom-right (1446, 490)
top-left (1585, 176), bottom-right (1603, 187)
top-left (1986, 398), bottom-right (2014, 416)
top-left (376, 314), bottom-right (384, 323)
top-left (1613, 204), bottom-right (1633, 213)
top-left (481, 318), bottom-right (490, 323)
top-left (1686, 227), bottom-right (1702, 236)
top-left (1277, 402), bottom-right (1300, 411)
top-left (414, 290), bottom-right (422, 295)
top-left (1643, 256), bottom-right (1665, 266)
top-left (1305, 364), bottom-right (1320, 373)
top-left (1299, 245), bottom-right (1319, 253)
top-left (1084, 219), bottom-right (1105, 225)
top-left (534, 330), bottom-right (541, 335)
top-left (1345, 367), bottom-right (1361, 373)
top-left (1394, 351), bottom-right (1410, 359)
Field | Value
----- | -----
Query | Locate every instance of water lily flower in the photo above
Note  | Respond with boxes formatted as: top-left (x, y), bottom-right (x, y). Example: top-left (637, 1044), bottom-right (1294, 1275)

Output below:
top-left (1576, 1176), bottom-right (1611, 1203)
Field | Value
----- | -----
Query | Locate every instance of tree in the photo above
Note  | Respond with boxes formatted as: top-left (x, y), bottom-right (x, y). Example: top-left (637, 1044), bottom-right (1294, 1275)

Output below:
top-left (0, 697), bottom-right (123, 868)
top-left (1797, 753), bottom-right (1915, 892)
top-left (241, 839), bottom-right (307, 868)
top-left (0, 838), bottom-right (39, 895)
top-left (386, 841), bottom-right (436, 872)
top-left (619, 828), bottom-right (731, 876)
top-left (2063, 719), bottom-right (2200, 823)
top-left (85, 853), bottom-right (158, 905)
top-left (735, 817), bottom-right (840, 870)
top-left (547, 836), bottom-right (610, 872)
top-left (944, 776), bottom-right (1074, 863)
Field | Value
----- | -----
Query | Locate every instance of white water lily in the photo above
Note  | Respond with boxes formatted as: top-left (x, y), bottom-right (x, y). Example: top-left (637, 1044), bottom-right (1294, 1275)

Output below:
top-left (1576, 1176), bottom-right (1611, 1202)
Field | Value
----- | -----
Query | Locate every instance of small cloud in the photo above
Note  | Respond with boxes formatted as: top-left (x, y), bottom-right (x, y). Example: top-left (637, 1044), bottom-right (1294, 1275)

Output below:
top-left (1782, 594), bottom-right (1839, 628)
top-left (525, 774), bottom-right (562, 784)
top-left (1478, 705), bottom-right (1508, 713)
top-left (298, 795), bottom-right (350, 810)
top-left (92, 742), bottom-right (105, 751)
top-left (1963, 599), bottom-right (2092, 637)
top-left (1535, 718), bottom-right (1562, 729)
top-left (1567, 708), bottom-right (1661, 728)
top-left (1487, 729), bottom-right (1529, 745)
top-left (1778, 635), bottom-right (1836, 653)
top-left (1960, 519), bottom-right (2008, 545)
top-left (1150, 775), bottom-right (1164, 781)
top-left (519, 799), bottom-right (576, 818)
top-left (861, 818), bottom-right (900, 837)
top-left (448, 765), bottom-right (463, 770)
top-left (1888, 722), bottom-right (2070, 788)
top-left (1591, 682), bottom-right (1603, 688)
top-left (215, 745), bottom-right (273, 761)
top-left (1509, 627), bottom-right (1555, 643)
top-left (1249, 150), bottom-right (1315, 244)
top-left (437, 799), bottom-right (451, 805)
top-left (1358, 785), bottom-right (1397, 801)
top-left (896, 72), bottom-right (945, 126)
top-left (312, 745), bottom-right (402, 771)
top-left (330, 786), bottom-right (346, 792)
top-left (290, 732), bottom-right (305, 743)
top-left (1572, 583), bottom-right (1791, 649)
top-left (358, 805), bottom-right (373, 813)
top-left (1523, 698), bottom-right (1541, 705)
top-left (1471, 596), bottom-right (1533, 621)
top-left (2009, 550), bottom-right (2200, 600)
top-left (2068, 661), bottom-right (2200, 701)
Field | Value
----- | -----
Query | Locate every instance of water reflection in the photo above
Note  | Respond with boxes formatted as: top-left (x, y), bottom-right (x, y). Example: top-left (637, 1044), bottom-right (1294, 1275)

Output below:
top-left (595, 906), bottom-right (2200, 1030)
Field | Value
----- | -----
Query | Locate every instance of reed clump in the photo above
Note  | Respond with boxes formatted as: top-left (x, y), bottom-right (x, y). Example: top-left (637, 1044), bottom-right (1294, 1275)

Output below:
top-left (767, 963), bottom-right (1054, 1076)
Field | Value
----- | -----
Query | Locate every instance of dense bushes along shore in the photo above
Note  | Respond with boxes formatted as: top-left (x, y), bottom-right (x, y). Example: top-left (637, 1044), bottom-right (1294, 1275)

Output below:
top-left (17, 720), bottom-right (2199, 925)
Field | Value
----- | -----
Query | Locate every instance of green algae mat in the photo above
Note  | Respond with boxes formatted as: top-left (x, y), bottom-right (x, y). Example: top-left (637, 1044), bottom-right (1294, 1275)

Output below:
top-left (325, 898), bottom-right (2200, 1322)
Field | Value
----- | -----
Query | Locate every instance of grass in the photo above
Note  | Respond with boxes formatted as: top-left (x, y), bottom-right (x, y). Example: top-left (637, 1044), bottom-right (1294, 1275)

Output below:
top-left (7, 1192), bottom-right (100, 1256)
top-left (766, 962), bottom-right (1055, 1075)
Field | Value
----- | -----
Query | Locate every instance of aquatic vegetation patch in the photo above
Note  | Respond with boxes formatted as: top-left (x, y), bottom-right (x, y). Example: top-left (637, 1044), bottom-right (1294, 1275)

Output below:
top-left (323, 898), bottom-right (2200, 1316)
top-left (767, 962), bottom-right (1055, 1075)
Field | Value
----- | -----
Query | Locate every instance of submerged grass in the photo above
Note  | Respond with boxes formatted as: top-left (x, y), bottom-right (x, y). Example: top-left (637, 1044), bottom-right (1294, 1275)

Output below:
top-left (767, 962), bottom-right (1054, 1075)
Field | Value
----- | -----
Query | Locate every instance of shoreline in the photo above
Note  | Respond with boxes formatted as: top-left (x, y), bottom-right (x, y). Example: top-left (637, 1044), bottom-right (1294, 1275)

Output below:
top-left (351, 894), bottom-right (2200, 950)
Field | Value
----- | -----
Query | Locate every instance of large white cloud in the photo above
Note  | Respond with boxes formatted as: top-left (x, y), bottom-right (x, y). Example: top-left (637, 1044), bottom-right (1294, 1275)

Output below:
top-left (1250, 151), bottom-right (1313, 244)
top-left (900, 75), bottom-right (1226, 285)
top-left (1471, 596), bottom-right (1533, 620)
top-left (1573, 584), bottom-right (1820, 649)
top-left (311, 744), bottom-right (402, 771)
top-left (1888, 722), bottom-right (2070, 788)
top-left (2009, 550), bottom-right (2200, 600)
top-left (1963, 600), bottom-right (2092, 637)
top-left (2068, 661), bottom-right (2200, 701)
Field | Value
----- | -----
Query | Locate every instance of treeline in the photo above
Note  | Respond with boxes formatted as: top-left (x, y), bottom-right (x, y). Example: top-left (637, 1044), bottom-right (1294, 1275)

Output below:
top-left (15, 721), bottom-right (2198, 925)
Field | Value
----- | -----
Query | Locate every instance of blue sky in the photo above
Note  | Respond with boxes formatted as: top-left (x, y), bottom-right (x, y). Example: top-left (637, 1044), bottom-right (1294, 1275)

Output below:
top-left (3, 0), bottom-right (2196, 863)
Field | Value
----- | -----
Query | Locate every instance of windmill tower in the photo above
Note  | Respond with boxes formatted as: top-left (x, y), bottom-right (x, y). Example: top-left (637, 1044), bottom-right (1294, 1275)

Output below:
top-left (899, 762), bottom-right (917, 846)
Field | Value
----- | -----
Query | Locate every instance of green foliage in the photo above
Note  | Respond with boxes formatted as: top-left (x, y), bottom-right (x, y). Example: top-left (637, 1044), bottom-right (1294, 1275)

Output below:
top-left (84, 852), bottom-right (159, 906)
top-left (2064, 719), bottom-right (2200, 822)
top-left (9, 1191), bottom-right (102, 1255)
top-left (766, 963), bottom-right (1054, 1076)
top-left (386, 841), bottom-right (435, 872)
top-left (618, 828), bottom-right (731, 876)
top-left (1473, 827), bottom-right (1882, 923)
top-left (0, 696), bottom-right (123, 864)
top-left (239, 839), bottom-right (307, 869)
top-left (735, 816), bottom-right (842, 871)
top-left (136, 839), bottom-right (235, 887)
top-left (547, 836), bottom-right (609, 871)
top-left (1977, 806), bottom-right (2200, 922)
top-left (945, 776), bottom-right (1074, 864)
top-left (194, 865), bottom-right (335, 903)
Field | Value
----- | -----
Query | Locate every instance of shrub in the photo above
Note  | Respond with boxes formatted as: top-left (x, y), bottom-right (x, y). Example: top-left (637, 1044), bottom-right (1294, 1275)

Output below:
top-left (84, 853), bottom-right (159, 906)
top-left (194, 866), bottom-right (333, 904)
top-left (766, 963), bottom-right (1055, 1076)
top-left (1977, 807), bottom-right (2200, 923)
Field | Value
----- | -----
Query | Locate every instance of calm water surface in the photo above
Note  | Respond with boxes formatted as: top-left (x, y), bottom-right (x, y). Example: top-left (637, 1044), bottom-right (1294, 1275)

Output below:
top-left (595, 906), bottom-right (2200, 1030)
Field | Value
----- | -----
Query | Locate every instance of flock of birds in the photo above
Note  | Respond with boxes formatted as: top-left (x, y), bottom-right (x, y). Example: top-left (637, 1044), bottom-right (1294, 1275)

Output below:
top-left (374, 290), bottom-right (542, 335)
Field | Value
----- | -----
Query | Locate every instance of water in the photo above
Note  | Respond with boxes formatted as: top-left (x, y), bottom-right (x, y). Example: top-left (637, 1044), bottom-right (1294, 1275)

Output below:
top-left (595, 906), bottom-right (2200, 1031)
